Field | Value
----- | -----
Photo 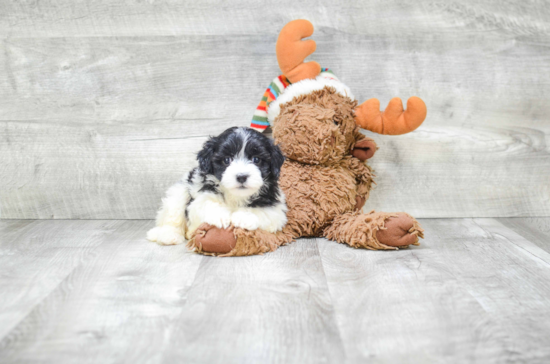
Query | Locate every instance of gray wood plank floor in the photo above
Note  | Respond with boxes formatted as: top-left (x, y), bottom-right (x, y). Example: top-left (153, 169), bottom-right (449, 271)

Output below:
top-left (1, 218), bottom-right (550, 363)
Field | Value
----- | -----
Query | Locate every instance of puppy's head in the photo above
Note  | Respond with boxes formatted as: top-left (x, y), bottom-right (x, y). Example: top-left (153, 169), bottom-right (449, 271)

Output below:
top-left (197, 127), bottom-right (285, 198)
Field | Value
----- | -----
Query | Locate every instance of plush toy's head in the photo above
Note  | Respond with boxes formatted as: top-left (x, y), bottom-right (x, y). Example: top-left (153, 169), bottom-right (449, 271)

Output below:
top-left (251, 19), bottom-right (427, 140)
top-left (272, 87), bottom-right (366, 165)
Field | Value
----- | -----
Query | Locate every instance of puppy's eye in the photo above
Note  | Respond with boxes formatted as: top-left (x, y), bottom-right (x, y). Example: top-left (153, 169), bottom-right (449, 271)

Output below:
top-left (252, 157), bottom-right (260, 164)
top-left (333, 121), bottom-right (338, 126)
top-left (223, 157), bottom-right (232, 165)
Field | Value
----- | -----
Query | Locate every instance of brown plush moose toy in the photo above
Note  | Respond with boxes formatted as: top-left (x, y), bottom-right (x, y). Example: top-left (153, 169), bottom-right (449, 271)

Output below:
top-left (188, 19), bottom-right (427, 256)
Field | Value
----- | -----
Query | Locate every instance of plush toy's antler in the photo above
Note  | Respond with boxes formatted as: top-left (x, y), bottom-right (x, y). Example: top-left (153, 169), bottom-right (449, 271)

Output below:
top-left (355, 96), bottom-right (427, 135)
top-left (276, 19), bottom-right (426, 134)
top-left (276, 19), bottom-right (321, 83)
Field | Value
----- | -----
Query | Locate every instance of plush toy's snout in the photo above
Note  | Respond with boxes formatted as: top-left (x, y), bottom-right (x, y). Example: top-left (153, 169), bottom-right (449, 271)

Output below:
top-left (273, 103), bottom-right (347, 165)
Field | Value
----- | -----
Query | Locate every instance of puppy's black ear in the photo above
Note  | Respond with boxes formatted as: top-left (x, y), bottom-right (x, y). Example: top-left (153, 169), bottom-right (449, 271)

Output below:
top-left (197, 136), bottom-right (217, 174)
top-left (270, 143), bottom-right (285, 178)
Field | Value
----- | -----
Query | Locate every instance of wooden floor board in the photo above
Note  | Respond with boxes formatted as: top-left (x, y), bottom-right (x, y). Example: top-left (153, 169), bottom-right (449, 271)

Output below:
top-left (0, 220), bottom-right (124, 340)
top-left (498, 217), bottom-right (550, 254)
top-left (318, 218), bottom-right (550, 363)
top-left (1, 219), bottom-right (550, 363)
top-left (0, 220), bottom-right (202, 363)
top-left (0, 220), bottom-right (36, 236)
top-left (162, 238), bottom-right (345, 364)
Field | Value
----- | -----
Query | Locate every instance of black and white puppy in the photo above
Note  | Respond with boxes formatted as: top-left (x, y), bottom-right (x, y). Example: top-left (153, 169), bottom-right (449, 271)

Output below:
top-left (147, 127), bottom-right (287, 246)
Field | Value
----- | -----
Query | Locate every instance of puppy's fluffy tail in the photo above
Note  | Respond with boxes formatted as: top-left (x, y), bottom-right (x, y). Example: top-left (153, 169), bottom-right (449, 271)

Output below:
top-left (154, 180), bottom-right (189, 230)
top-left (147, 173), bottom-right (191, 244)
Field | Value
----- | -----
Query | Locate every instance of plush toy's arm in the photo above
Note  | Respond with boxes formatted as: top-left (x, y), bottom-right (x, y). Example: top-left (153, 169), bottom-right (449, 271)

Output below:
top-left (347, 130), bottom-right (377, 190)
top-left (348, 158), bottom-right (374, 196)
top-left (351, 128), bottom-right (378, 161)
top-left (341, 156), bottom-right (374, 211)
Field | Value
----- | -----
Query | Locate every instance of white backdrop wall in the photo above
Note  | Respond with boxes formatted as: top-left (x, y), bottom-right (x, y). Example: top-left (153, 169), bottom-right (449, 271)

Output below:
top-left (1, 0), bottom-right (549, 219)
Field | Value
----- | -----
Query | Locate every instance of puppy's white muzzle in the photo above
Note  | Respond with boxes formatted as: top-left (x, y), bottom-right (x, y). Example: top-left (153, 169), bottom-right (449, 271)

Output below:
top-left (221, 159), bottom-right (263, 197)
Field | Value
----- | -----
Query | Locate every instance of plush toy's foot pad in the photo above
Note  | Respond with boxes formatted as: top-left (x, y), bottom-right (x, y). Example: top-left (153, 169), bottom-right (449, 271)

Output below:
top-left (377, 213), bottom-right (423, 247)
top-left (193, 223), bottom-right (237, 254)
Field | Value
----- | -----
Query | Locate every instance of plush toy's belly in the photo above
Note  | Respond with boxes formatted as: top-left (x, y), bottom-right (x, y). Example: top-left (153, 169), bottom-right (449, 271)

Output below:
top-left (279, 160), bottom-right (358, 237)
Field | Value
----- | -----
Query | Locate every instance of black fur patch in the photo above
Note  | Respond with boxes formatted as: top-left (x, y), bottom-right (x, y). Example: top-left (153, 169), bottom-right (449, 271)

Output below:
top-left (247, 181), bottom-right (282, 208)
top-left (187, 168), bottom-right (197, 184)
top-left (185, 197), bottom-right (194, 220)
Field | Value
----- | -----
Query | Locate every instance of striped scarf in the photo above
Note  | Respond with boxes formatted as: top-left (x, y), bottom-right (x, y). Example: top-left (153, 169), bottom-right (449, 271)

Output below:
top-left (250, 68), bottom-right (337, 132)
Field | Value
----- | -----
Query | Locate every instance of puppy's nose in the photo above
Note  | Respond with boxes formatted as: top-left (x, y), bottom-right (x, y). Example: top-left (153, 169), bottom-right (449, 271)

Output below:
top-left (236, 174), bottom-right (248, 184)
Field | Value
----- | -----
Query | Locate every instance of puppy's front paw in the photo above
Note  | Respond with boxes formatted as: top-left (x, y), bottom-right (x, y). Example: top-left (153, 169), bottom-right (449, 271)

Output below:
top-left (147, 226), bottom-right (185, 246)
top-left (231, 210), bottom-right (260, 231)
top-left (202, 208), bottom-right (232, 229)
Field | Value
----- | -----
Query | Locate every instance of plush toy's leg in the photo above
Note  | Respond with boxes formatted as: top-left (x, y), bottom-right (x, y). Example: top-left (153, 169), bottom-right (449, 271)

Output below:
top-left (324, 211), bottom-right (424, 250)
top-left (187, 223), bottom-right (294, 257)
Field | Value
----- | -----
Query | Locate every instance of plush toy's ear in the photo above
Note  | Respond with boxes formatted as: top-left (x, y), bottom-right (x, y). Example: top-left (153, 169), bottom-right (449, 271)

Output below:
top-left (270, 143), bottom-right (285, 178)
top-left (355, 96), bottom-right (427, 135)
top-left (197, 136), bottom-right (218, 174)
